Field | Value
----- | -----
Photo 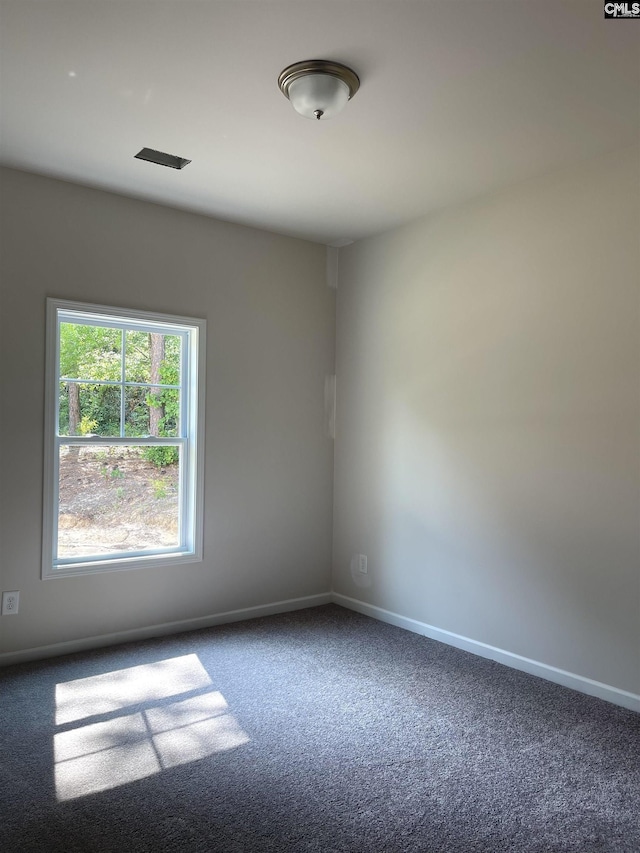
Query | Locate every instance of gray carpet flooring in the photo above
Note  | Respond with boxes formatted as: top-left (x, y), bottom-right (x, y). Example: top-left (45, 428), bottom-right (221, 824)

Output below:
top-left (1, 604), bottom-right (638, 852)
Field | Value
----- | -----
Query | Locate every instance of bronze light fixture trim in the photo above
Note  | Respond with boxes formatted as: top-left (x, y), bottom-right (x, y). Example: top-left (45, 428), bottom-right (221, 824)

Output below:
top-left (278, 59), bottom-right (360, 120)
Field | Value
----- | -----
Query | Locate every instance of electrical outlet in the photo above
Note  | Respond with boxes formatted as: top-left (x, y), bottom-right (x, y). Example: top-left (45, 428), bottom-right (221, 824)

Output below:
top-left (2, 591), bottom-right (20, 615)
top-left (358, 554), bottom-right (368, 574)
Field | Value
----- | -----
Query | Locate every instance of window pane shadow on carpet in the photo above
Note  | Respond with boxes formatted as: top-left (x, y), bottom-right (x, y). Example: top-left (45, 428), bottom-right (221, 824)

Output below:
top-left (53, 654), bottom-right (250, 801)
top-left (0, 604), bottom-right (638, 852)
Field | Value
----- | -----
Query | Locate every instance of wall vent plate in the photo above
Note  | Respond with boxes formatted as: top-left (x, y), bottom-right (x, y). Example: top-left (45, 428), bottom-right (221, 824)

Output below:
top-left (135, 148), bottom-right (191, 169)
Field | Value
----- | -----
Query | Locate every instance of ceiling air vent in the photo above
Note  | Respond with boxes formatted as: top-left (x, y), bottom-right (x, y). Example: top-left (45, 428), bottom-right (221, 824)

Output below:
top-left (134, 148), bottom-right (191, 170)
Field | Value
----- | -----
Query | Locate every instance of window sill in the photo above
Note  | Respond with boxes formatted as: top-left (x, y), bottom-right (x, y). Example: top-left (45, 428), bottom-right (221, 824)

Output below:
top-left (44, 550), bottom-right (202, 579)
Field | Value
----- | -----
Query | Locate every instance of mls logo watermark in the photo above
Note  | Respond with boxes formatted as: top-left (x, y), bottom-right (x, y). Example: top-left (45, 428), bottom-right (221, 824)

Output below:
top-left (604, 2), bottom-right (640, 17)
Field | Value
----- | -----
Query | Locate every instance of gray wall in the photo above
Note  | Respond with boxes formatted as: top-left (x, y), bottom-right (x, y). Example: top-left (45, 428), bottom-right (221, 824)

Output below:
top-left (2, 149), bottom-right (639, 700)
top-left (0, 167), bottom-right (335, 655)
top-left (333, 147), bottom-right (640, 696)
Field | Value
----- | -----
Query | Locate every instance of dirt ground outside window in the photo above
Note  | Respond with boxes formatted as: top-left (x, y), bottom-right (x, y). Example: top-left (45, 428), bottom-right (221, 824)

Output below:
top-left (57, 446), bottom-right (180, 558)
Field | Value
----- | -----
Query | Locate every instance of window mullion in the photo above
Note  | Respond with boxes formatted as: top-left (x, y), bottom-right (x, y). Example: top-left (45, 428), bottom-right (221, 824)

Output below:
top-left (61, 377), bottom-right (180, 390)
top-left (55, 435), bottom-right (186, 446)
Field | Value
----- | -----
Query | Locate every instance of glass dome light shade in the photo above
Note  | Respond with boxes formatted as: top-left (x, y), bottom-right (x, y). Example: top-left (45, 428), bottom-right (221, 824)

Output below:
top-left (288, 73), bottom-right (351, 120)
top-left (278, 60), bottom-right (360, 121)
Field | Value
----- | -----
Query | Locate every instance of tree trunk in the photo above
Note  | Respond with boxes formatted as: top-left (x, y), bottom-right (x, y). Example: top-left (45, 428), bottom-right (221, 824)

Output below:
top-left (68, 382), bottom-right (80, 435)
top-left (67, 382), bottom-right (81, 458)
top-left (149, 333), bottom-right (165, 436)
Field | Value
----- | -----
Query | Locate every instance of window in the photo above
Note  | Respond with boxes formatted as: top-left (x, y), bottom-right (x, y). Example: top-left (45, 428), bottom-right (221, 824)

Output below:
top-left (43, 299), bottom-right (205, 578)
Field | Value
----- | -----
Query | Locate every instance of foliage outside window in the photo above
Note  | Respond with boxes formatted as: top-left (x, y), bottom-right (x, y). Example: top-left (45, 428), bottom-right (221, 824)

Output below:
top-left (43, 299), bottom-right (205, 578)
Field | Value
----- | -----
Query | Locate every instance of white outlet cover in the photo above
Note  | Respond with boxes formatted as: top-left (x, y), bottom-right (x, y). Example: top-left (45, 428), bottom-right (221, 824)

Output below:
top-left (350, 555), bottom-right (372, 589)
top-left (2, 591), bottom-right (20, 615)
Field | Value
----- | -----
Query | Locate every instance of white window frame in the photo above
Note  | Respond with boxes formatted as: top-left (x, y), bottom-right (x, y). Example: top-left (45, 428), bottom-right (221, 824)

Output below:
top-left (42, 298), bottom-right (206, 579)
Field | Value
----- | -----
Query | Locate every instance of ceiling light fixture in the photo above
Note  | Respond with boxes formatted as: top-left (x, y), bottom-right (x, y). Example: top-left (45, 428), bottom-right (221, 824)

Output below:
top-left (278, 60), bottom-right (360, 121)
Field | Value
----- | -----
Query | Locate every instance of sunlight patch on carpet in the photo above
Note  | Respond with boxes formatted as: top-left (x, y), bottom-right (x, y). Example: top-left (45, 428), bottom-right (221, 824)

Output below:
top-left (54, 656), bottom-right (249, 801)
top-left (55, 654), bottom-right (213, 724)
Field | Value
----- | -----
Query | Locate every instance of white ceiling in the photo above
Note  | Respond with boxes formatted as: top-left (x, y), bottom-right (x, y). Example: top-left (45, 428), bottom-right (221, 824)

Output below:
top-left (1, 1), bottom-right (638, 245)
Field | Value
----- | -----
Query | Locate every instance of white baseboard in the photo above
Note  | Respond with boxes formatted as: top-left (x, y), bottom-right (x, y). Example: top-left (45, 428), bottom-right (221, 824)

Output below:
top-left (4, 589), bottom-right (638, 715)
top-left (332, 592), bottom-right (640, 714)
top-left (0, 592), bottom-right (332, 667)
